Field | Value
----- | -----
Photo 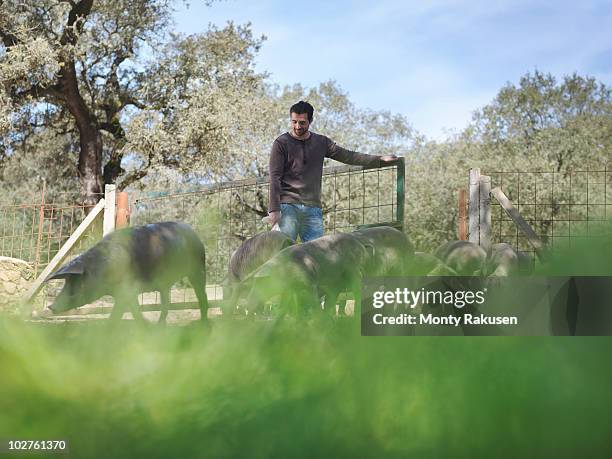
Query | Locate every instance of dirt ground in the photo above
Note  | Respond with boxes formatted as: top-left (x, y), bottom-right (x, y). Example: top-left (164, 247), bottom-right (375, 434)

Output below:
top-left (28, 285), bottom-right (355, 325)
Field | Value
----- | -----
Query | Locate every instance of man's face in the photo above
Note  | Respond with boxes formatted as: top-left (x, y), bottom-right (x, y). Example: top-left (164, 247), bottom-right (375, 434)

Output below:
top-left (290, 112), bottom-right (310, 138)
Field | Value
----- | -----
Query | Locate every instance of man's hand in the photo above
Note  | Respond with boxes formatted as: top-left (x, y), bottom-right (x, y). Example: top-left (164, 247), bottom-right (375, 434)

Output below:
top-left (380, 154), bottom-right (399, 163)
top-left (267, 211), bottom-right (281, 226)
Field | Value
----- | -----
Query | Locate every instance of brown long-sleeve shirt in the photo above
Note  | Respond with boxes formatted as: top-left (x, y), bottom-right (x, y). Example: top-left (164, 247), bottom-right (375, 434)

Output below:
top-left (268, 132), bottom-right (382, 212)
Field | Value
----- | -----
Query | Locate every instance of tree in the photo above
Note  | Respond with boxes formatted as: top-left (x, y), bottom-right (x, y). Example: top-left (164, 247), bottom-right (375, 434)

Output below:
top-left (0, 0), bottom-right (265, 205)
top-left (466, 70), bottom-right (612, 172)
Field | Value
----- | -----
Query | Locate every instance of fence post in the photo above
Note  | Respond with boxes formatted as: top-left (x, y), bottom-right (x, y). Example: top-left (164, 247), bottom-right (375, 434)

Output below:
top-left (103, 184), bottom-right (116, 237)
top-left (468, 168), bottom-right (480, 244)
top-left (116, 191), bottom-right (130, 229)
top-left (458, 188), bottom-right (467, 240)
top-left (396, 157), bottom-right (405, 231)
top-left (33, 179), bottom-right (47, 278)
top-left (479, 175), bottom-right (491, 253)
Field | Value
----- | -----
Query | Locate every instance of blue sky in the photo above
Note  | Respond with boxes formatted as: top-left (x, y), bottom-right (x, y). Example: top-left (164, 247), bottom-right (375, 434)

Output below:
top-left (174, 0), bottom-right (612, 140)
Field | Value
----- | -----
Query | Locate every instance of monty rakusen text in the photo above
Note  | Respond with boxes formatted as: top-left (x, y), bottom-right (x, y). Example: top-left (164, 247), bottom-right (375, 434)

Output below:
top-left (369, 287), bottom-right (519, 326)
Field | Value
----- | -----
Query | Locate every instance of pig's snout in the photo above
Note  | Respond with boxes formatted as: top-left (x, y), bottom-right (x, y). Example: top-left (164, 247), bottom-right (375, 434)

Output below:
top-left (47, 300), bottom-right (71, 314)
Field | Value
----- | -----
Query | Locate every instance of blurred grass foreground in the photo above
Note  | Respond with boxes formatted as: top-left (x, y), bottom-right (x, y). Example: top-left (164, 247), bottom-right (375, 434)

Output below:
top-left (1, 236), bottom-right (612, 458)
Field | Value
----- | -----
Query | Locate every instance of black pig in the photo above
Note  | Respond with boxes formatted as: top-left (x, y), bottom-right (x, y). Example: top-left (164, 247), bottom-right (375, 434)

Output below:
top-left (483, 243), bottom-right (533, 277)
top-left (352, 226), bottom-right (414, 276)
top-left (434, 240), bottom-right (486, 276)
top-left (45, 222), bottom-right (209, 324)
top-left (224, 231), bottom-right (294, 315)
top-left (242, 232), bottom-right (373, 317)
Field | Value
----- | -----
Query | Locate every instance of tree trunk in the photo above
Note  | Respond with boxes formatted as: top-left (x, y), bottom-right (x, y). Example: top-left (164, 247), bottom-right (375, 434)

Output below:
top-left (78, 125), bottom-right (103, 207)
top-left (60, 60), bottom-right (103, 207)
top-left (103, 152), bottom-right (124, 186)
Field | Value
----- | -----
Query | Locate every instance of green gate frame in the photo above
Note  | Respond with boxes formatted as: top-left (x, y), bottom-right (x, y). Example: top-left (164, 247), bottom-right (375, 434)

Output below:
top-left (355, 157), bottom-right (405, 231)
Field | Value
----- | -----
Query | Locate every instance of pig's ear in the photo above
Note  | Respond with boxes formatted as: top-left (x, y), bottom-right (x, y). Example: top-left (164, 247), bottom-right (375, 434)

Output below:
top-left (45, 260), bottom-right (85, 281)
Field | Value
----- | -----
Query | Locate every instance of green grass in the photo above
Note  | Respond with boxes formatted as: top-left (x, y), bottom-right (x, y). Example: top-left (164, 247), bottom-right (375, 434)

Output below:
top-left (2, 318), bottom-right (612, 458)
top-left (1, 234), bottom-right (612, 458)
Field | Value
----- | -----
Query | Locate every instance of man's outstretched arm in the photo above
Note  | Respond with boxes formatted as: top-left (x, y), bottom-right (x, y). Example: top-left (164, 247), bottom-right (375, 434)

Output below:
top-left (325, 138), bottom-right (398, 166)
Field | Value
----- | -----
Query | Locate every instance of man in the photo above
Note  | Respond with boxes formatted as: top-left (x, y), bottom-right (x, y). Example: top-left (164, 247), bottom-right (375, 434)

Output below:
top-left (268, 101), bottom-right (398, 242)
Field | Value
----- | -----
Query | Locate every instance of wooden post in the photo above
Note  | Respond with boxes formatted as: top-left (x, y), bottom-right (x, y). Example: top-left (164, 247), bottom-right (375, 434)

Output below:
top-left (33, 179), bottom-right (47, 278)
top-left (479, 175), bottom-right (491, 253)
top-left (116, 191), bottom-right (129, 229)
top-left (458, 188), bottom-right (467, 240)
top-left (491, 187), bottom-right (546, 261)
top-left (103, 184), bottom-right (116, 237)
top-left (468, 168), bottom-right (480, 244)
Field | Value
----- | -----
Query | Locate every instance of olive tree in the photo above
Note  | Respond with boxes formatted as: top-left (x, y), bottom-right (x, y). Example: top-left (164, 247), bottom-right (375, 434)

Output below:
top-left (0, 0), bottom-right (265, 204)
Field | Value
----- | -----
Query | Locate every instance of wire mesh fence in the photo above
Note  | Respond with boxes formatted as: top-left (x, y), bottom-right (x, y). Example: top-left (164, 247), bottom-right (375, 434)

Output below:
top-left (0, 161), bottom-right (403, 314)
top-left (485, 168), bottom-right (611, 260)
top-left (0, 189), bottom-right (104, 279)
top-left (3, 162), bottom-right (610, 316)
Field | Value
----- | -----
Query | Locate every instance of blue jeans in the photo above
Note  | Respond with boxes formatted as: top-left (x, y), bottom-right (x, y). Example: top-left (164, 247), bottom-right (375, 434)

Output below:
top-left (279, 203), bottom-right (324, 242)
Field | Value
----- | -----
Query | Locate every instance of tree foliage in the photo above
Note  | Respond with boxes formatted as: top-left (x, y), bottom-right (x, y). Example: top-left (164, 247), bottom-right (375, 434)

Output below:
top-left (0, 0), bottom-right (265, 204)
top-left (466, 70), bottom-right (611, 172)
top-left (407, 71), bottom-right (612, 251)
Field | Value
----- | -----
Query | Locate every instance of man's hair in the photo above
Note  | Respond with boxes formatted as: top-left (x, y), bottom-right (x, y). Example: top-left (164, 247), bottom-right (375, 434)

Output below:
top-left (290, 101), bottom-right (314, 122)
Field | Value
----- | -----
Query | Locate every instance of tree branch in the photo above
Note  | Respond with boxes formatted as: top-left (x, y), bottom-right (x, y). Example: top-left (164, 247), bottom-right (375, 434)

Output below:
top-left (99, 121), bottom-right (125, 139)
top-left (103, 148), bottom-right (125, 184)
top-left (11, 83), bottom-right (62, 103)
top-left (59, 0), bottom-right (94, 47)
top-left (116, 145), bottom-right (157, 189)
top-left (0, 28), bottom-right (20, 47)
top-left (117, 168), bottom-right (149, 190)
top-left (233, 190), bottom-right (267, 217)
top-left (161, 156), bottom-right (180, 168)
top-left (122, 96), bottom-right (147, 110)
